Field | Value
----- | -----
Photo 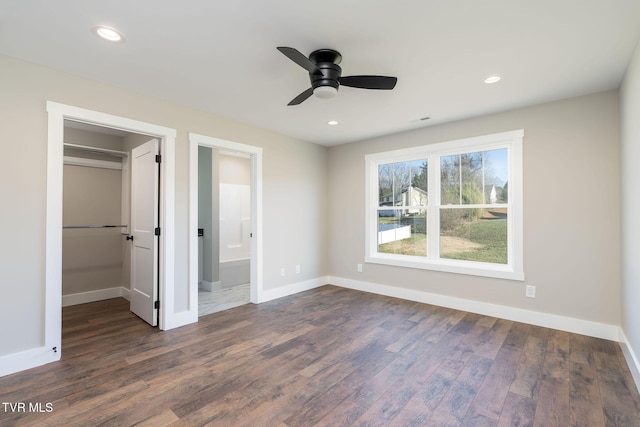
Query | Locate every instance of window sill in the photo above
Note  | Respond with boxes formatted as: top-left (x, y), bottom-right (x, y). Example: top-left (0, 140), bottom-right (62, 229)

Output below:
top-left (365, 254), bottom-right (525, 281)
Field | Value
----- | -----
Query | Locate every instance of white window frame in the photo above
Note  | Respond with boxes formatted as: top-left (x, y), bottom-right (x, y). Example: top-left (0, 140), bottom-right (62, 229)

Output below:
top-left (365, 129), bottom-right (524, 281)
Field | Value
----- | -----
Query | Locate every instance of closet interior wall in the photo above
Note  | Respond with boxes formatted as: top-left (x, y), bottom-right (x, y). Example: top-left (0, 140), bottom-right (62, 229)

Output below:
top-left (62, 125), bottom-right (128, 305)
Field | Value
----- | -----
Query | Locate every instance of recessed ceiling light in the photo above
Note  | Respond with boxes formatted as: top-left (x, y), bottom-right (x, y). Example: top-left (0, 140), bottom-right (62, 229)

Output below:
top-left (92, 26), bottom-right (125, 43)
top-left (484, 75), bottom-right (502, 84)
top-left (328, 120), bottom-right (338, 126)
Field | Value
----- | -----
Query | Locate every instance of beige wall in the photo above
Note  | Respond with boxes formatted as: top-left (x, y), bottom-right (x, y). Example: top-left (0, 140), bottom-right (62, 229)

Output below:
top-left (327, 90), bottom-right (621, 326)
top-left (621, 40), bottom-right (640, 369)
top-left (0, 54), bottom-right (329, 357)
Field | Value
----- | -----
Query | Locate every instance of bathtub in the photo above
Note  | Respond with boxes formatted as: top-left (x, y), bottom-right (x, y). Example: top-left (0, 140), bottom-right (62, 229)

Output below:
top-left (219, 258), bottom-right (250, 287)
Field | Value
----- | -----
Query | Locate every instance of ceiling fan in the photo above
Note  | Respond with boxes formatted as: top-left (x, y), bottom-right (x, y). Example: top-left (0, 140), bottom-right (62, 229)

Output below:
top-left (277, 46), bottom-right (398, 106)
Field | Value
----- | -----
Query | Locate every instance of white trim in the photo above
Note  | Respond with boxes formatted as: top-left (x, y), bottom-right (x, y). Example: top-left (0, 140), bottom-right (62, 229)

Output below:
top-left (328, 276), bottom-right (620, 341)
top-left (62, 286), bottom-right (128, 307)
top-left (365, 256), bottom-right (525, 281)
top-left (365, 130), bottom-right (524, 161)
top-left (63, 156), bottom-right (122, 170)
top-left (188, 133), bottom-right (264, 311)
top-left (620, 329), bottom-right (640, 395)
top-left (35, 101), bottom-right (179, 379)
top-left (365, 129), bottom-right (524, 281)
top-left (259, 277), bottom-right (328, 303)
top-left (0, 346), bottom-right (60, 378)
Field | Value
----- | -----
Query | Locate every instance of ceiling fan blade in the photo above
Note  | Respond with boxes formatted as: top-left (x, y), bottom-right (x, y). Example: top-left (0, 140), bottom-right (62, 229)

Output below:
top-left (339, 75), bottom-right (397, 90)
top-left (288, 87), bottom-right (314, 106)
top-left (277, 47), bottom-right (322, 76)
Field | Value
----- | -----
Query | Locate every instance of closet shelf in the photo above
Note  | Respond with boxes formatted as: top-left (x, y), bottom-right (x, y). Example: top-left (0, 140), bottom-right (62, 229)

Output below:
top-left (63, 143), bottom-right (128, 157)
top-left (63, 225), bottom-right (128, 229)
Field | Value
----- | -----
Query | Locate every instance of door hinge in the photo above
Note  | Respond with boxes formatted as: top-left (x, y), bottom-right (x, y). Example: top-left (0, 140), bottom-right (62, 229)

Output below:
top-left (154, 301), bottom-right (160, 309)
top-left (155, 227), bottom-right (161, 236)
top-left (155, 154), bottom-right (162, 163)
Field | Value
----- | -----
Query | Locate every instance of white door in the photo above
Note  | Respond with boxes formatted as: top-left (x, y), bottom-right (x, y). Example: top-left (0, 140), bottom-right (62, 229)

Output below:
top-left (130, 139), bottom-right (159, 326)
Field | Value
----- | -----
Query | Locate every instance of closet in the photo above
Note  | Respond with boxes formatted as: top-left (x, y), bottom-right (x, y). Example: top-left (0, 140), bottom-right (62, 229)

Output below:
top-left (62, 123), bottom-right (131, 307)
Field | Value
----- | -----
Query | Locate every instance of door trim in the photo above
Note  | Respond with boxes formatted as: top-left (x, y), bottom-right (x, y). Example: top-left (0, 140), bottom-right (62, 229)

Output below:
top-left (188, 133), bottom-right (263, 307)
top-left (46, 102), bottom-right (178, 359)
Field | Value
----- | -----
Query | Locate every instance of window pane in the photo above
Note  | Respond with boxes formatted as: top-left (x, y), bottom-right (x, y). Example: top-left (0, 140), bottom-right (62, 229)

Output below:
top-left (378, 163), bottom-right (394, 207)
top-left (442, 150), bottom-right (509, 205)
top-left (379, 160), bottom-right (427, 207)
top-left (460, 152), bottom-right (483, 205)
top-left (393, 161), bottom-right (411, 206)
top-left (410, 159), bottom-right (428, 205)
top-left (440, 208), bottom-right (508, 264)
top-left (440, 154), bottom-right (460, 205)
top-left (483, 148), bottom-right (508, 203)
top-left (378, 209), bottom-right (427, 256)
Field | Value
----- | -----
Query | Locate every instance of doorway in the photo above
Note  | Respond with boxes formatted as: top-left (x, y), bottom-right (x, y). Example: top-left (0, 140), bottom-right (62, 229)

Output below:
top-left (188, 133), bottom-right (263, 311)
top-left (198, 147), bottom-right (252, 316)
top-left (61, 122), bottom-right (162, 326)
top-left (45, 102), bottom-right (183, 366)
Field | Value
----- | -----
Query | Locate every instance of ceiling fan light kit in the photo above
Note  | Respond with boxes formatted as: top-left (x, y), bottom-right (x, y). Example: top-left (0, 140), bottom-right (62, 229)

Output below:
top-left (277, 46), bottom-right (397, 106)
top-left (313, 86), bottom-right (338, 99)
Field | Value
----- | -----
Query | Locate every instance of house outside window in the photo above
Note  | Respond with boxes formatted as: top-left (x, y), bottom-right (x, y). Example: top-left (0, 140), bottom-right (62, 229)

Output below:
top-left (365, 130), bottom-right (524, 280)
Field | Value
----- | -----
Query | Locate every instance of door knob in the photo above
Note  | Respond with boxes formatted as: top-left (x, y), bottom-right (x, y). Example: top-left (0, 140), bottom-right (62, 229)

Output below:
top-left (126, 235), bottom-right (134, 241)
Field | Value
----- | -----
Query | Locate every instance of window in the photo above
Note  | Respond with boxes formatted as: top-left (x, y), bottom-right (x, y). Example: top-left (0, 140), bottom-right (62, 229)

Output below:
top-left (365, 130), bottom-right (524, 280)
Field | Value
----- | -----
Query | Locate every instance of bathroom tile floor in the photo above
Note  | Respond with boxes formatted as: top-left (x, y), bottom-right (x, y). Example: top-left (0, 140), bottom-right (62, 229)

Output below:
top-left (198, 283), bottom-right (250, 316)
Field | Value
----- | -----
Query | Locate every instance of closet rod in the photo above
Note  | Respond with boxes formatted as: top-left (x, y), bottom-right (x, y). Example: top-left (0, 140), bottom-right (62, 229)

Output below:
top-left (63, 225), bottom-right (128, 229)
top-left (63, 143), bottom-right (128, 157)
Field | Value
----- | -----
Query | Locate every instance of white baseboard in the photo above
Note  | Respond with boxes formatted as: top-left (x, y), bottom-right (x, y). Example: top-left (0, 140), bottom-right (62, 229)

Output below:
top-left (0, 346), bottom-right (60, 378)
top-left (259, 276), bottom-right (328, 303)
top-left (62, 286), bottom-right (128, 307)
top-left (328, 276), bottom-right (620, 341)
top-left (198, 280), bottom-right (221, 292)
top-left (620, 329), bottom-right (640, 395)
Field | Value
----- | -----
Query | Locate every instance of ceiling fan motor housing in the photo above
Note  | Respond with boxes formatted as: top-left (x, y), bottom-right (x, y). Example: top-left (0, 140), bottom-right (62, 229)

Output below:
top-left (309, 49), bottom-right (343, 91)
top-left (310, 63), bottom-right (341, 91)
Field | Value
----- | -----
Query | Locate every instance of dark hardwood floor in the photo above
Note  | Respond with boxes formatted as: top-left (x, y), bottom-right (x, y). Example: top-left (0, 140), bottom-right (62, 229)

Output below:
top-left (1, 285), bottom-right (639, 426)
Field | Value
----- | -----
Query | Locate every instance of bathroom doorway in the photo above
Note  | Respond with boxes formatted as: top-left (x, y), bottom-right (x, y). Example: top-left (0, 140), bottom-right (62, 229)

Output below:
top-left (198, 147), bottom-right (251, 315)
top-left (188, 133), bottom-right (263, 316)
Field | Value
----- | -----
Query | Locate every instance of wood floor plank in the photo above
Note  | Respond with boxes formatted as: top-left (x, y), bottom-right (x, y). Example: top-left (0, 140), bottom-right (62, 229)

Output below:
top-left (427, 355), bottom-right (494, 425)
top-left (509, 335), bottom-right (547, 400)
top-left (0, 287), bottom-right (638, 426)
top-left (502, 321), bottom-right (533, 350)
top-left (134, 409), bottom-right (179, 426)
top-left (569, 361), bottom-right (605, 427)
top-left (497, 392), bottom-right (536, 427)
top-left (461, 411), bottom-right (498, 427)
top-left (542, 329), bottom-right (571, 380)
top-left (470, 344), bottom-right (522, 420)
top-left (532, 375), bottom-right (570, 427)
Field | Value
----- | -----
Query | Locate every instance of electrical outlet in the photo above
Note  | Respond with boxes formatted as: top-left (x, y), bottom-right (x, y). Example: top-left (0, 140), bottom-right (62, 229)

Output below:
top-left (295, 265), bottom-right (301, 274)
top-left (280, 268), bottom-right (285, 277)
top-left (525, 285), bottom-right (536, 298)
top-left (357, 263), bottom-right (363, 273)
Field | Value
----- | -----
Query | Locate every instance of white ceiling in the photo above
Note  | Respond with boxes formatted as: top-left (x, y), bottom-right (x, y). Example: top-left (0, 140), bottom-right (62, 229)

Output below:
top-left (2, 1), bottom-right (639, 146)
